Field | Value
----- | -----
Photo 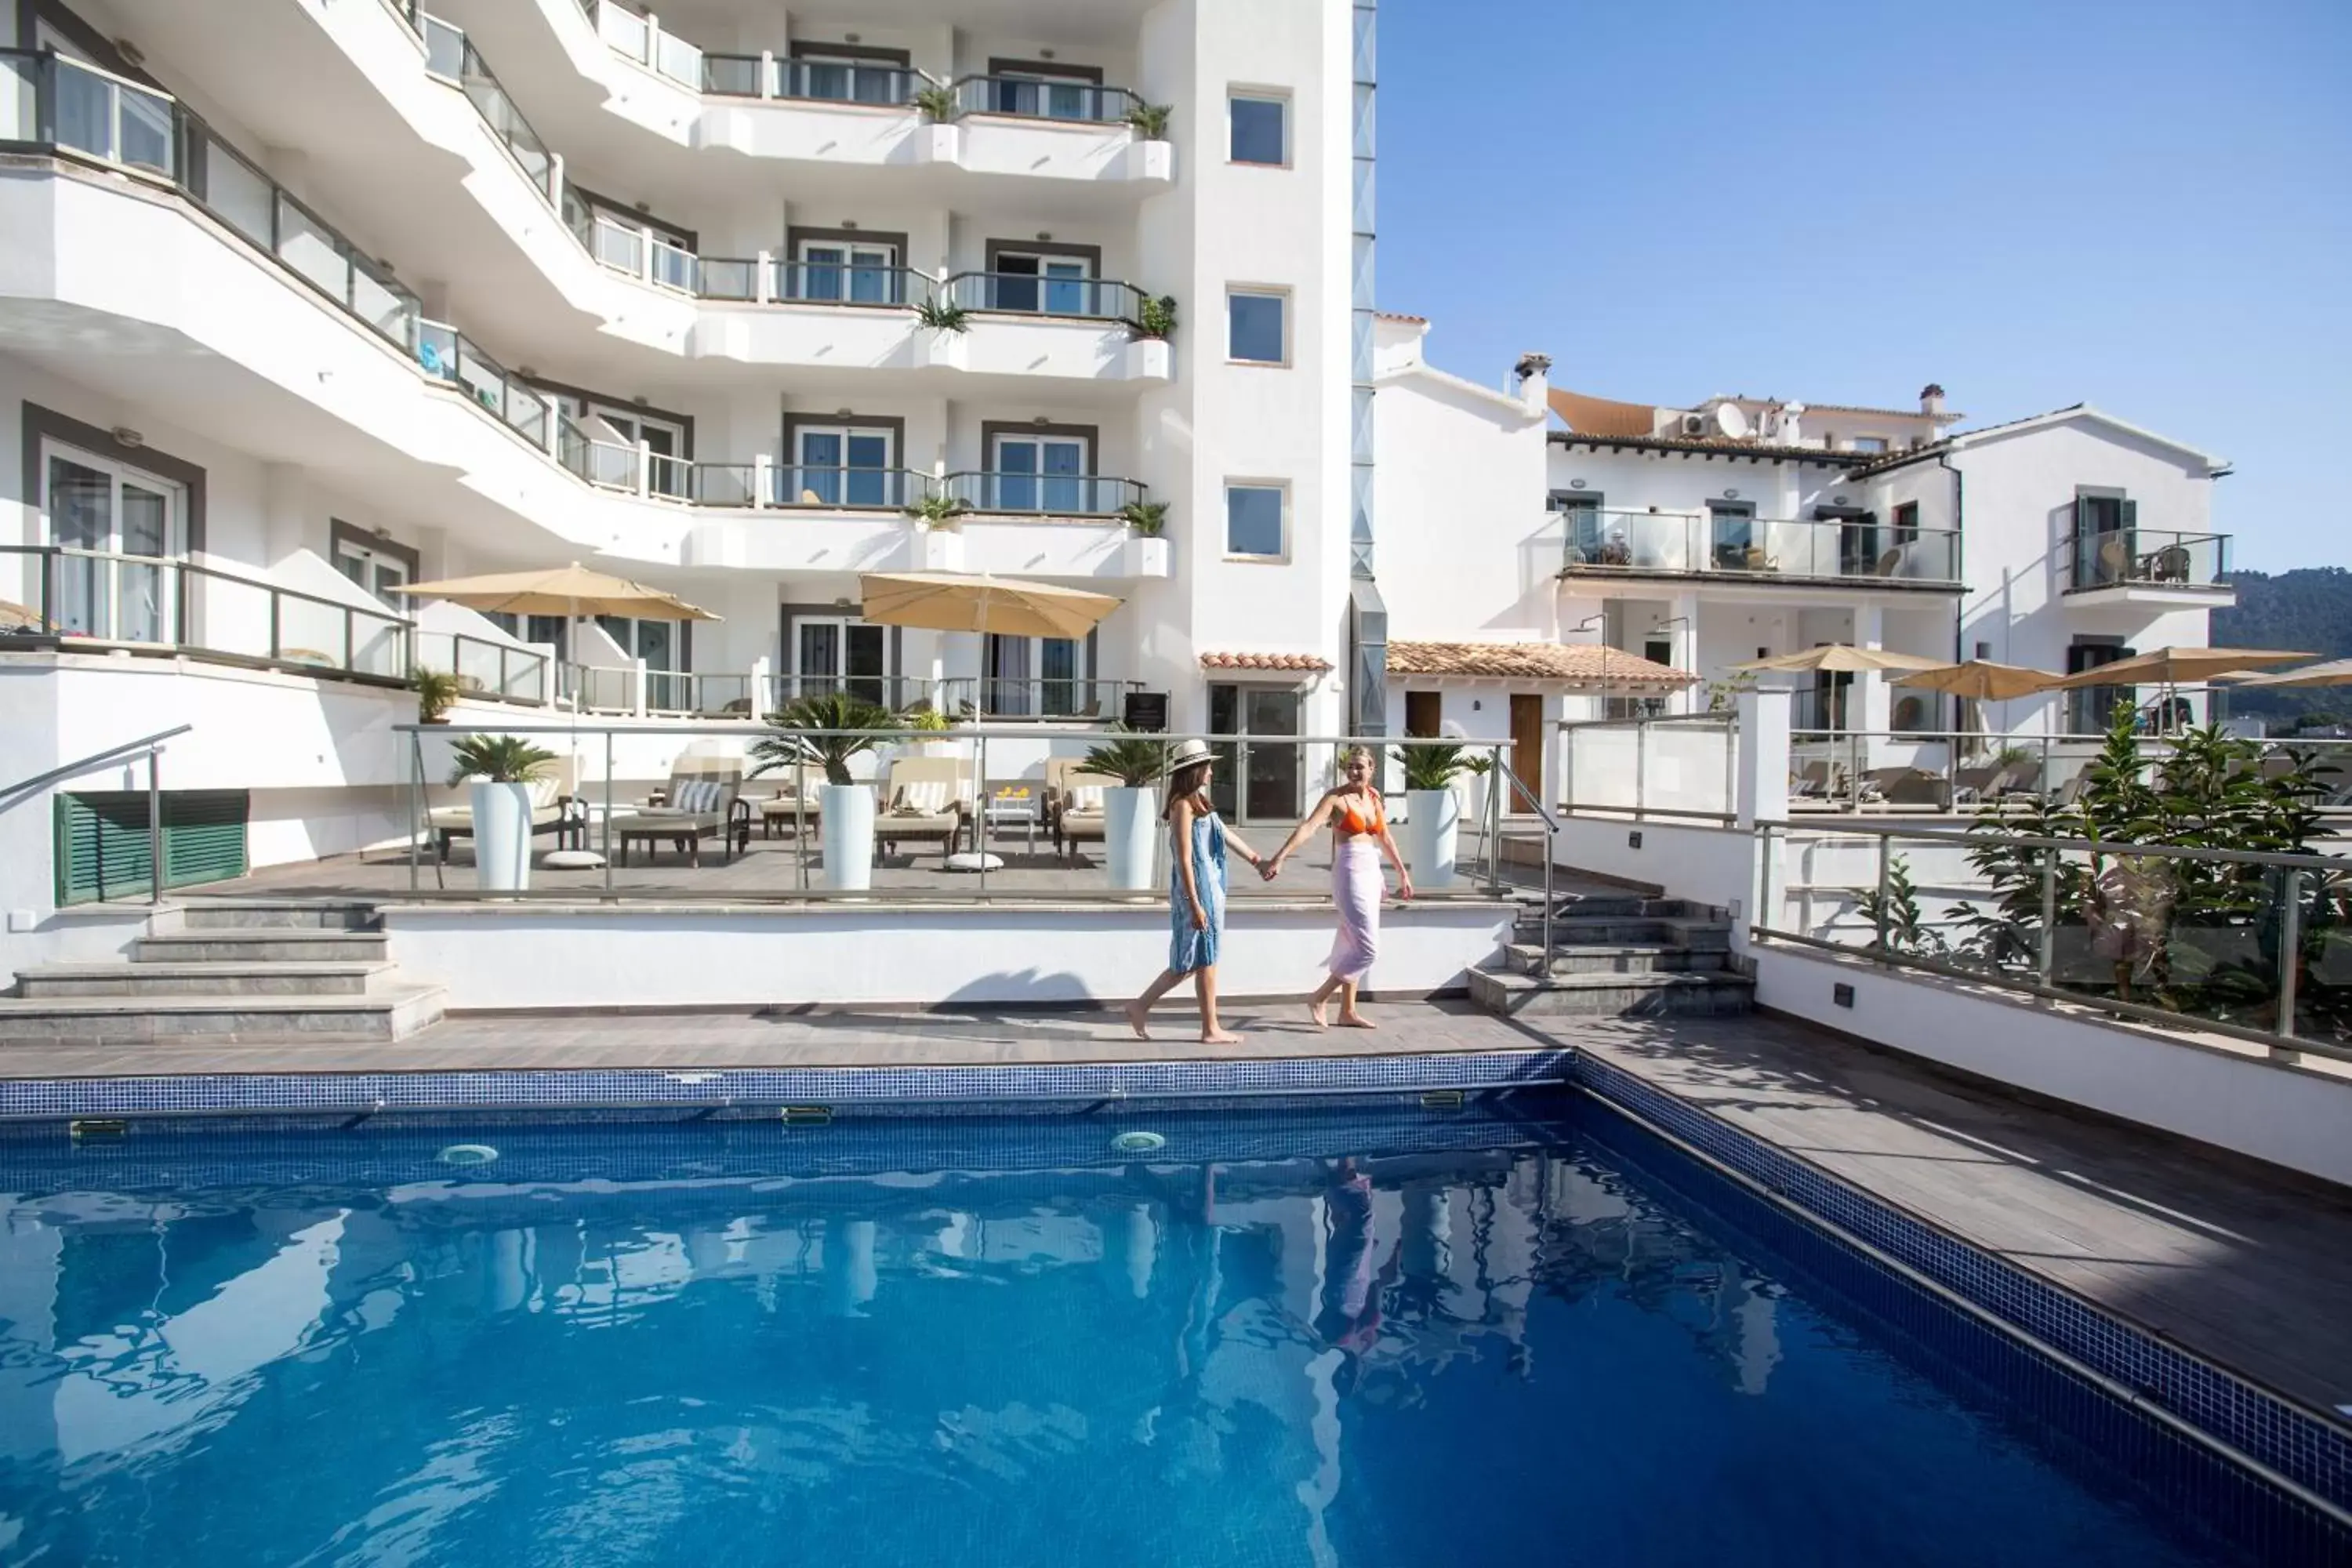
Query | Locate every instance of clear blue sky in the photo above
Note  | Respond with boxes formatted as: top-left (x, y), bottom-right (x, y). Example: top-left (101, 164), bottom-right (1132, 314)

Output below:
top-left (1377, 0), bottom-right (2352, 573)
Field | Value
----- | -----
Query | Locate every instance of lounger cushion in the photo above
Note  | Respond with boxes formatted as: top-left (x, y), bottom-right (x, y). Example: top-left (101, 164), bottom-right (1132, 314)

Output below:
top-left (673, 779), bottom-right (724, 813)
top-left (893, 779), bottom-right (953, 814)
top-left (1067, 784), bottom-right (1106, 812)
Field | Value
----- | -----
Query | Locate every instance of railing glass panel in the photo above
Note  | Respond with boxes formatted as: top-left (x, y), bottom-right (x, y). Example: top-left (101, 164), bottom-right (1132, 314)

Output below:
top-left (773, 466), bottom-right (918, 508)
top-left (772, 260), bottom-right (918, 307)
top-left (944, 272), bottom-right (1141, 321)
top-left (777, 58), bottom-right (917, 106)
top-left (951, 74), bottom-right (1137, 124)
top-left (942, 472), bottom-right (1141, 517)
top-left (2062, 528), bottom-right (2230, 591)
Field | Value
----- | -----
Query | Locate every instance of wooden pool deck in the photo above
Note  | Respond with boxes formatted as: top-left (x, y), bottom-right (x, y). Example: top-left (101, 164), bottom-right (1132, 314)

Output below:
top-left (2, 999), bottom-right (2347, 1431)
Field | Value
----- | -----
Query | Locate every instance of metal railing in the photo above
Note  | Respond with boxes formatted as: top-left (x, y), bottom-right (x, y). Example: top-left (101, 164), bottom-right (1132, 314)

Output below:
top-left (0, 724), bottom-right (191, 908)
top-left (1559, 509), bottom-right (1962, 585)
top-left (942, 272), bottom-right (1147, 322)
top-left (1784, 728), bottom-right (2352, 815)
top-left (942, 677), bottom-right (1147, 720)
top-left (412, 630), bottom-right (551, 705)
top-left (771, 56), bottom-right (921, 105)
top-left (1753, 816), bottom-right (2352, 1065)
top-left (2, 546), bottom-right (412, 683)
top-left (417, 322), bottom-right (554, 448)
top-left (769, 259), bottom-right (923, 307)
top-left (397, 720), bottom-right (1525, 904)
top-left (942, 472), bottom-right (1145, 517)
top-left (773, 466), bottom-right (924, 509)
top-left (1558, 713), bottom-right (1740, 822)
top-left (950, 74), bottom-right (1140, 124)
top-left (413, 10), bottom-right (560, 201)
top-left (2060, 528), bottom-right (2231, 593)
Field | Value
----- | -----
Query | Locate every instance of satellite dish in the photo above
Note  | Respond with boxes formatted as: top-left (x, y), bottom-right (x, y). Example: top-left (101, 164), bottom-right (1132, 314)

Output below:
top-left (1714, 403), bottom-right (1751, 439)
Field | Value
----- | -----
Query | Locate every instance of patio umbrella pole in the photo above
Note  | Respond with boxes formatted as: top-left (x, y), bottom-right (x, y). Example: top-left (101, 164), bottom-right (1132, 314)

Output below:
top-left (602, 730), bottom-right (614, 897)
top-left (978, 730), bottom-right (989, 900)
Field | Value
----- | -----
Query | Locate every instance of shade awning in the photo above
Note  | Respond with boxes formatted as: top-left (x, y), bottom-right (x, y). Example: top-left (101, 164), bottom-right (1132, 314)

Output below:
top-left (1733, 645), bottom-right (1949, 675)
top-left (2223, 657), bottom-right (2352, 690)
top-left (858, 572), bottom-right (1121, 640)
top-left (394, 563), bottom-right (720, 621)
top-left (1891, 659), bottom-right (2060, 699)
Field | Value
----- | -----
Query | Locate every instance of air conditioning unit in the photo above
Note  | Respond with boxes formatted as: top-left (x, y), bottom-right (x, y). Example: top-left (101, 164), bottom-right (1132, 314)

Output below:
top-left (1680, 413), bottom-right (1707, 437)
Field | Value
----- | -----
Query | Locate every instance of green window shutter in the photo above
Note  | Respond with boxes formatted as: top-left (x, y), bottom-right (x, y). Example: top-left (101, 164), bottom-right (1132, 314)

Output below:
top-left (54, 792), bottom-right (249, 905)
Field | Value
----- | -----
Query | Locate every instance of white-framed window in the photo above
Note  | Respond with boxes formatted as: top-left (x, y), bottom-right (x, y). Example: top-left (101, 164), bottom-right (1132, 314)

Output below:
top-left (1849, 436), bottom-right (1889, 454)
top-left (39, 439), bottom-right (186, 643)
top-left (333, 536), bottom-right (410, 605)
top-left (987, 69), bottom-right (1102, 121)
top-left (792, 614), bottom-right (893, 706)
top-left (1225, 481), bottom-right (1287, 560)
top-left (1227, 287), bottom-right (1287, 365)
top-left (789, 424), bottom-right (898, 506)
top-left (794, 238), bottom-right (902, 305)
top-left (1229, 91), bottom-right (1288, 165)
top-left (597, 615), bottom-right (682, 672)
top-left (560, 395), bottom-right (689, 497)
top-left (988, 431), bottom-right (1091, 513)
top-left (987, 249), bottom-right (1098, 315)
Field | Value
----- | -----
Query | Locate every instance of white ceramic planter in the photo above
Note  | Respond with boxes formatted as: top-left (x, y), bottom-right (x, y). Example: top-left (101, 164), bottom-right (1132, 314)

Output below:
top-left (1404, 787), bottom-right (1460, 891)
top-left (470, 780), bottom-right (532, 892)
top-left (1103, 786), bottom-right (1159, 891)
top-left (918, 524), bottom-right (964, 572)
top-left (1121, 535), bottom-right (1171, 579)
top-left (821, 782), bottom-right (876, 891)
top-left (916, 122), bottom-right (963, 167)
top-left (916, 328), bottom-right (968, 372)
top-left (1124, 338), bottom-right (1171, 381)
top-left (1457, 773), bottom-right (1490, 835)
top-left (1127, 138), bottom-right (1174, 183)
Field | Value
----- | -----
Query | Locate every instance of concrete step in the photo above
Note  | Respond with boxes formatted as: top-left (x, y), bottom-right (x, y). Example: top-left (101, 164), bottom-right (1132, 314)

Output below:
top-left (1534, 915), bottom-right (1735, 951)
top-left (0, 985), bottom-right (445, 1044)
top-left (1503, 942), bottom-right (1727, 977)
top-left (15, 960), bottom-right (401, 999)
top-left (1468, 967), bottom-right (1754, 1019)
top-left (171, 901), bottom-right (381, 932)
top-left (133, 931), bottom-right (390, 964)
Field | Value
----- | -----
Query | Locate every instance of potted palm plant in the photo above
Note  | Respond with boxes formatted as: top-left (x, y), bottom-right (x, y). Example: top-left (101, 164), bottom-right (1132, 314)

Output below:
top-left (415, 667), bottom-right (461, 724)
top-left (904, 702), bottom-right (956, 757)
top-left (915, 290), bottom-right (971, 371)
top-left (1395, 742), bottom-right (1469, 891)
top-left (1078, 731), bottom-right (1169, 891)
top-left (448, 734), bottom-right (557, 892)
top-left (1458, 750), bottom-right (1494, 833)
top-left (1127, 295), bottom-right (1176, 381)
top-left (755, 691), bottom-right (896, 890)
top-left (913, 81), bottom-right (962, 165)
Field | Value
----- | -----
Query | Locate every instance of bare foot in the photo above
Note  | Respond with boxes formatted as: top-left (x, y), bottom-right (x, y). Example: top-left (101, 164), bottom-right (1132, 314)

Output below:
top-left (1336, 1011), bottom-right (1377, 1030)
top-left (1200, 1029), bottom-right (1244, 1045)
top-left (1308, 998), bottom-right (1329, 1029)
top-left (1124, 1000), bottom-right (1151, 1040)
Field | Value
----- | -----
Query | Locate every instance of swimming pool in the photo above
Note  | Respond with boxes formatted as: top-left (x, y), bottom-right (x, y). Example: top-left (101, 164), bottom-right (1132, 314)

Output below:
top-left (0, 1098), bottom-right (2328, 1565)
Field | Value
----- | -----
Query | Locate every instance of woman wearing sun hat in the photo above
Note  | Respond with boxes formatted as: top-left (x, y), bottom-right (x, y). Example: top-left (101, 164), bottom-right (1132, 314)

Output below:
top-left (1126, 738), bottom-right (1273, 1044)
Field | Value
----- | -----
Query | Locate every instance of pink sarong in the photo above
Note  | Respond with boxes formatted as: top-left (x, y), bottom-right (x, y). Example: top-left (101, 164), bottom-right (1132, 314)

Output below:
top-left (1325, 837), bottom-right (1382, 982)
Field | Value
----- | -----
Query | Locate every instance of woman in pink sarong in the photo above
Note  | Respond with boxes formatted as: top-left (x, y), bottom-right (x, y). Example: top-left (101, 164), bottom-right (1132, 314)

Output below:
top-left (1266, 747), bottom-right (1413, 1029)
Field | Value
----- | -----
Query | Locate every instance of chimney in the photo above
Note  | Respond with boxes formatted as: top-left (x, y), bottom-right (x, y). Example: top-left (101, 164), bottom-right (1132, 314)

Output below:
top-left (1513, 351), bottom-right (1552, 415)
top-left (1778, 401), bottom-right (1805, 447)
top-left (1920, 383), bottom-right (1947, 418)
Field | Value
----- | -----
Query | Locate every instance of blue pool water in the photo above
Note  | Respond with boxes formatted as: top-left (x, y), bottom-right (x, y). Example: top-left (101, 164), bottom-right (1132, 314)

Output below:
top-left (0, 1099), bottom-right (2321, 1566)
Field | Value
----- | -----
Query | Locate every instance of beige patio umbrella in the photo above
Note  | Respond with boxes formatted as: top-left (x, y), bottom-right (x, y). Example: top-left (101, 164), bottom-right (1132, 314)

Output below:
top-left (2045, 646), bottom-right (2310, 689)
top-left (2215, 657), bottom-right (2352, 689)
top-left (393, 562), bottom-right (720, 621)
top-left (858, 572), bottom-right (1120, 638)
top-left (1731, 644), bottom-right (1949, 674)
top-left (1891, 659), bottom-right (2060, 699)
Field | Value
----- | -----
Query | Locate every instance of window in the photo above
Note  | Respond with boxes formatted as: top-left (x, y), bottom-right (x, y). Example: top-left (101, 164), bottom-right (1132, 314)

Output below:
top-left (789, 43), bottom-right (911, 105)
top-left (597, 615), bottom-right (681, 672)
top-left (794, 238), bottom-right (902, 305)
top-left (790, 424), bottom-right (898, 506)
top-left (986, 249), bottom-right (1096, 315)
top-left (2072, 491), bottom-right (2136, 588)
top-left (1229, 93), bottom-right (1287, 165)
top-left (40, 441), bottom-right (186, 643)
top-left (1850, 436), bottom-right (1889, 454)
top-left (1706, 502), bottom-right (1755, 570)
top-left (1225, 483), bottom-right (1287, 558)
top-left (1893, 501), bottom-right (1919, 545)
top-left (983, 633), bottom-right (1091, 716)
top-left (1227, 289), bottom-right (1287, 364)
top-left (987, 66), bottom-right (1103, 121)
top-left (793, 615), bottom-right (891, 706)
top-left (557, 395), bottom-right (690, 498)
top-left (1551, 490), bottom-right (1607, 564)
top-left (331, 524), bottom-right (416, 607)
top-left (989, 432), bottom-right (1091, 513)
top-left (487, 612), bottom-right (572, 660)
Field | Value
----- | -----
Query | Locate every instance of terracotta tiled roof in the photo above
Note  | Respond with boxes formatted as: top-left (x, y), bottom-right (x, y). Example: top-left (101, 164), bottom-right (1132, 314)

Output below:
top-left (1549, 430), bottom-right (1861, 465)
top-left (1375, 310), bottom-right (1428, 324)
top-left (1387, 641), bottom-right (1695, 688)
top-left (1200, 651), bottom-right (1333, 673)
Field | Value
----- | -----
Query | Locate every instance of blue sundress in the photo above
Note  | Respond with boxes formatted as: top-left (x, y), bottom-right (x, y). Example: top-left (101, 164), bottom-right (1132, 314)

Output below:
top-left (1167, 806), bottom-right (1229, 975)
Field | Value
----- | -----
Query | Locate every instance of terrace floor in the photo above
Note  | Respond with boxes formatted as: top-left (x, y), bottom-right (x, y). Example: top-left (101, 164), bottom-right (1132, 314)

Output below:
top-left (4, 999), bottom-right (2347, 1426)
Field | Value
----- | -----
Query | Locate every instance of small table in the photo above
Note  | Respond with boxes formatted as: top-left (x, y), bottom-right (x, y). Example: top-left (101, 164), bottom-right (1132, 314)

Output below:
top-left (980, 784), bottom-right (1041, 855)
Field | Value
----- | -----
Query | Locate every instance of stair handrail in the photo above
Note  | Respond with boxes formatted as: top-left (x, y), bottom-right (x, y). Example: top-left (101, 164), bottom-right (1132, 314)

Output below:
top-left (2, 724), bottom-right (191, 908)
top-left (0, 724), bottom-right (191, 802)
top-left (1490, 759), bottom-right (1558, 975)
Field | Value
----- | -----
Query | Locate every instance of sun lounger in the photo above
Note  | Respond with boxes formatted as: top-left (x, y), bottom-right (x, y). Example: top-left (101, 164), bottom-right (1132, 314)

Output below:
top-left (617, 755), bottom-right (750, 866)
top-left (430, 756), bottom-right (581, 864)
top-left (1045, 758), bottom-right (1122, 860)
top-left (877, 757), bottom-right (971, 864)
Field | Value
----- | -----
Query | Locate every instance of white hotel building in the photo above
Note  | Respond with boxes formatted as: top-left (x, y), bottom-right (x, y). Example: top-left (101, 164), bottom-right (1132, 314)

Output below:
top-left (0, 0), bottom-right (2234, 970)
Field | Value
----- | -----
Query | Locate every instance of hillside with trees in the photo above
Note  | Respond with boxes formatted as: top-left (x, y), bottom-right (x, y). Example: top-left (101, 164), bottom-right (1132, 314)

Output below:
top-left (2213, 568), bottom-right (2352, 724)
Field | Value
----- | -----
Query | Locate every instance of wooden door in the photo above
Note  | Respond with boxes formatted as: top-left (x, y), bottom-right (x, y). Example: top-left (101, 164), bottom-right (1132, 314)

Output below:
top-left (1403, 690), bottom-right (1442, 738)
top-left (1508, 694), bottom-right (1544, 808)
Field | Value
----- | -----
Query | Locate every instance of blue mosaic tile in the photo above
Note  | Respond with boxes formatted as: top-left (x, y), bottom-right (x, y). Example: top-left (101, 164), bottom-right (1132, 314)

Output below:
top-left (1567, 1052), bottom-right (2352, 1520)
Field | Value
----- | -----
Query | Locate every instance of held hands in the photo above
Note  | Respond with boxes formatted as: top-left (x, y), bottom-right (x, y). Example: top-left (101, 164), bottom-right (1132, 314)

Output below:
top-left (1259, 854), bottom-right (1284, 883)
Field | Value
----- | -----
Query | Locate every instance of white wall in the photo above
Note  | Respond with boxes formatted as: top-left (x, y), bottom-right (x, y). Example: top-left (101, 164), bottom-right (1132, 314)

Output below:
top-left (1548, 814), bottom-right (1757, 917)
top-left (383, 898), bottom-right (1514, 1008)
top-left (1756, 945), bottom-right (2352, 1189)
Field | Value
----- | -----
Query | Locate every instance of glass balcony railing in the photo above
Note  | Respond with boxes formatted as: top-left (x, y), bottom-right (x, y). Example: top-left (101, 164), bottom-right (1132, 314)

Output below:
top-left (412, 10), bottom-right (559, 201)
top-left (951, 74), bottom-right (1139, 124)
top-left (416, 322), bottom-right (554, 448)
top-left (771, 259), bottom-right (921, 307)
top-left (1558, 509), bottom-right (1963, 585)
top-left (773, 466), bottom-right (922, 509)
top-left (943, 472), bottom-right (1142, 517)
top-left (775, 57), bottom-right (921, 106)
top-left (2060, 528), bottom-right (2230, 592)
top-left (942, 272), bottom-right (1145, 322)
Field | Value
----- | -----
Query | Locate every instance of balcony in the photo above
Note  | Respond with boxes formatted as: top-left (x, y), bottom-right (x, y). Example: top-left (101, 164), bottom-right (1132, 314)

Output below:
top-left (2059, 529), bottom-right (2234, 608)
top-left (1558, 510), bottom-right (1963, 590)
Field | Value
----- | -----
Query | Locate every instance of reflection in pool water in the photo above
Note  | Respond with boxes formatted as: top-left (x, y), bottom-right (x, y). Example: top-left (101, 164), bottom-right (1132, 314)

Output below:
top-left (0, 1105), bottom-right (2296, 1565)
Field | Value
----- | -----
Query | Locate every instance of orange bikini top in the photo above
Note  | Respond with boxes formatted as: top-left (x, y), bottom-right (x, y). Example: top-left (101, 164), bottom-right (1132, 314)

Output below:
top-left (1333, 789), bottom-right (1385, 836)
